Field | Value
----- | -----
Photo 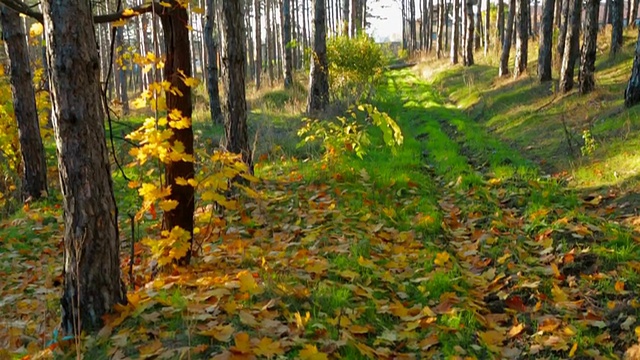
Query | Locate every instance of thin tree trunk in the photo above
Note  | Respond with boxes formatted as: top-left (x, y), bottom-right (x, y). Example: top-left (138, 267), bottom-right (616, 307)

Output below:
top-left (538, 0), bottom-right (555, 81)
top-left (437, 0), bottom-right (445, 57)
top-left (1, 6), bottom-right (48, 200)
top-left (266, 0), bottom-right (275, 85)
top-left (445, 0), bottom-right (450, 49)
top-left (604, 0), bottom-right (610, 24)
top-left (411, 0), bottom-right (417, 50)
top-left (498, 0), bottom-right (505, 46)
top-left (307, 0), bottom-right (330, 114)
top-left (428, 0), bottom-right (433, 51)
top-left (579, 0), bottom-right (599, 94)
top-left (557, 0), bottom-right (569, 63)
top-left (533, 0), bottom-right (538, 35)
top-left (484, 0), bottom-right (490, 55)
top-left (451, 0), bottom-right (460, 63)
top-left (631, 0), bottom-right (639, 27)
top-left (554, 0), bottom-right (562, 26)
top-left (499, 0), bottom-right (516, 76)
top-left (464, 0), bottom-right (475, 65)
top-left (283, 0), bottom-right (294, 87)
top-left (222, 0), bottom-right (252, 167)
top-left (116, 28), bottom-right (129, 115)
top-left (611, 0), bottom-right (624, 54)
top-left (205, 0), bottom-right (223, 123)
top-left (559, 0), bottom-right (581, 92)
top-left (514, 0), bottom-right (529, 76)
top-left (625, 28), bottom-right (640, 106)
top-left (475, 0), bottom-right (481, 49)
top-left (42, 0), bottom-right (126, 334)
top-left (255, 0), bottom-right (262, 89)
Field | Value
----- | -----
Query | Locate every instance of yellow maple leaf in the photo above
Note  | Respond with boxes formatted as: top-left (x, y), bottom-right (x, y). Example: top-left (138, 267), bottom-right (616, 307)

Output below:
top-left (615, 280), bottom-right (625, 293)
top-left (295, 311), bottom-right (310, 329)
top-left (253, 337), bottom-right (284, 358)
top-left (299, 344), bottom-right (328, 360)
top-left (434, 251), bottom-right (450, 266)
top-left (158, 200), bottom-right (178, 211)
top-left (237, 270), bottom-right (263, 294)
top-left (199, 324), bottom-right (235, 342)
top-left (230, 332), bottom-right (251, 354)
top-left (122, 8), bottom-right (138, 16)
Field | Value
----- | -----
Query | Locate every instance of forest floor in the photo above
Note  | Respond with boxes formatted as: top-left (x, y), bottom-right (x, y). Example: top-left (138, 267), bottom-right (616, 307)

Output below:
top-left (3, 45), bottom-right (640, 359)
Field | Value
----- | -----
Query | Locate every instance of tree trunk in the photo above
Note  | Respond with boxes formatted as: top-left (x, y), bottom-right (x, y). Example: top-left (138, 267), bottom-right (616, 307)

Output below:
top-left (625, 29), bottom-right (640, 106)
top-left (283, 0), bottom-right (294, 87)
top-left (437, 0), bottom-right (445, 57)
top-left (611, 0), bottom-right (624, 54)
top-left (499, 0), bottom-right (516, 76)
top-left (514, 0), bottom-right (529, 76)
top-left (556, 0), bottom-right (569, 63)
top-left (604, 0), bottom-right (610, 24)
top-left (484, 0), bottom-right (490, 55)
top-left (559, 0), bottom-right (581, 92)
top-left (205, 0), bottom-right (223, 123)
top-left (342, 0), bottom-right (349, 35)
top-left (475, 0), bottom-right (481, 49)
top-left (464, 0), bottom-right (475, 65)
top-left (266, 0), bottom-right (275, 85)
top-left (255, 0), bottom-right (262, 89)
top-left (42, 0), bottom-right (126, 334)
top-left (116, 28), bottom-right (130, 115)
top-left (554, 0), bottom-right (562, 26)
top-left (631, 0), bottom-right (638, 28)
top-left (1, 6), bottom-right (48, 201)
top-left (451, 0), bottom-right (460, 63)
top-left (579, 0), bottom-right (599, 94)
top-left (160, 2), bottom-right (196, 265)
top-left (533, 0), bottom-right (538, 35)
top-left (538, 0), bottom-right (555, 81)
top-left (445, 0), bottom-right (450, 49)
top-left (428, 0), bottom-right (433, 51)
top-left (498, 0), bottom-right (505, 46)
top-left (221, 0), bottom-right (252, 167)
top-left (307, 0), bottom-right (330, 114)
top-left (410, 0), bottom-right (417, 50)
top-left (350, 0), bottom-right (357, 36)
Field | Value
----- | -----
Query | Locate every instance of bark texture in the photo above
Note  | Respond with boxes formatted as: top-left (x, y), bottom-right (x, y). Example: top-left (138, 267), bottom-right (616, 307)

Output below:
top-left (222, 0), bottom-right (252, 167)
top-left (205, 0), bottom-right (223, 123)
top-left (537, 0), bottom-right (555, 81)
top-left (464, 0), bottom-right (475, 66)
top-left (499, 0), bottom-right (516, 76)
top-left (625, 29), bottom-right (640, 106)
top-left (160, 1), bottom-right (196, 264)
top-left (559, 0), bottom-right (581, 92)
top-left (283, 0), bottom-right (293, 87)
top-left (307, 0), bottom-right (329, 114)
top-left (497, 0), bottom-right (505, 44)
top-left (1, 6), bottom-right (48, 201)
top-left (43, 0), bottom-right (125, 334)
top-left (556, 0), bottom-right (569, 63)
top-left (436, 0), bottom-right (444, 58)
top-left (514, 0), bottom-right (529, 76)
top-left (451, 0), bottom-right (460, 64)
top-left (255, 0), bottom-right (262, 89)
top-left (579, 0), bottom-right (599, 94)
top-left (611, 0), bottom-right (624, 54)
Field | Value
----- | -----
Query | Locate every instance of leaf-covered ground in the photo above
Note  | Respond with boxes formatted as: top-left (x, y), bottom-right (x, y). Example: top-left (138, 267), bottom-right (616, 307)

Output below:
top-left (2, 69), bottom-right (640, 359)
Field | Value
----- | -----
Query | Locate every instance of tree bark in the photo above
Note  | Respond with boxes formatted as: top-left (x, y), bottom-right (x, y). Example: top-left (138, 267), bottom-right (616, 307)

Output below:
top-left (205, 0), bottom-right (223, 123)
top-left (410, 0), bottom-right (417, 51)
top-left (475, 0), bottom-right (481, 49)
top-left (559, 0), bottom-right (581, 92)
top-left (42, 0), bottom-right (125, 334)
top-left (498, 0), bottom-right (505, 46)
top-left (464, 0), bottom-right (474, 65)
top-left (538, 0), bottom-right (555, 81)
top-left (307, 0), bottom-right (329, 114)
top-left (556, 0), bottom-right (569, 63)
top-left (0, 6), bottom-right (48, 201)
top-left (342, 0), bottom-right (349, 35)
top-left (283, 0), bottom-right (294, 87)
top-left (499, 0), bottom-right (516, 76)
top-left (437, 0), bottom-right (445, 58)
top-left (255, 0), bottom-right (262, 89)
top-left (484, 0), bottom-right (490, 55)
top-left (221, 0), bottom-right (252, 167)
top-left (631, 0), bottom-right (639, 27)
top-left (116, 27), bottom-right (129, 115)
top-left (611, 0), bottom-right (624, 54)
top-left (428, 0), bottom-right (433, 51)
top-left (579, 0), bottom-right (599, 94)
top-left (451, 0), bottom-right (460, 63)
top-left (625, 28), bottom-right (640, 106)
top-left (514, 0), bottom-right (529, 76)
top-left (266, 0), bottom-right (275, 85)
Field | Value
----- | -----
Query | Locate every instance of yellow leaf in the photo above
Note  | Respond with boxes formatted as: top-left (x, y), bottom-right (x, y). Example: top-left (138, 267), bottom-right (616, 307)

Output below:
top-left (29, 23), bottom-right (43, 37)
top-left (138, 339), bottom-right (163, 355)
top-left (158, 200), bottom-right (178, 211)
top-left (434, 251), bottom-right (450, 266)
top-left (635, 326), bottom-right (640, 338)
top-left (295, 311), bottom-right (310, 329)
top-left (112, 19), bottom-right (127, 27)
top-left (159, 1), bottom-right (172, 7)
top-left (230, 332), bottom-right (251, 354)
top-left (253, 337), bottom-right (284, 358)
top-left (299, 344), bottom-right (328, 360)
top-left (122, 8), bottom-right (137, 16)
top-left (199, 324), bottom-right (235, 342)
top-left (349, 324), bottom-right (370, 334)
top-left (357, 256), bottom-right (375, 269)
top-left (239, 310), bottom-right (259, 327)
top-left (237, 270), bottom-right (263, 294)
top-left (552, 283), bottom-right (568, 302)
top-left (191, 6), bottom-right (205, 14)
top-left (615, 280), bottom-right (625, 293)
top-left (569, 342), bottom-right (578, 357)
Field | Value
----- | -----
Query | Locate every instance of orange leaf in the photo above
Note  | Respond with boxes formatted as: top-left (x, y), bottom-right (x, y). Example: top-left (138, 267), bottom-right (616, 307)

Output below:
top-left (615, 280), bottom-right (625, 293)
top-left (253, 337), bottom-right (284, 358)
top-left (299, 344), bottom-right (328, 360)
top-left (230, 332), bottom-right (251, 354)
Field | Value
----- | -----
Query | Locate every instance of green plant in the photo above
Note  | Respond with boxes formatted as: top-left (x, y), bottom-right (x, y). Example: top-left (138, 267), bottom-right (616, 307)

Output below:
top-left (581, 129), bottom-right (598, 157)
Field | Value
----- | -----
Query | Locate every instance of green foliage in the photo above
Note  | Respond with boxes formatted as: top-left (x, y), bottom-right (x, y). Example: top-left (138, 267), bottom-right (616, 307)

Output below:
top-left (327, 35), bottom-right (389, 102)
top-left (297, 104), bottom-right (403, 163)
top-left (581, 129), bottom-right (598, 157)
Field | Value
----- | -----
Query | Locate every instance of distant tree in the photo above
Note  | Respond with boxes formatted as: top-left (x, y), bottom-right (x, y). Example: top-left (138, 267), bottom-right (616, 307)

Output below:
top-left (559, 0), bottom-right (581, 92)
top-left (283, 0), bottom-right (293, 87)
top-left (0, 6), bottom-right (48, 201)
top-left (307, 0), bottom-right (330, 114)
top-left (497, 0), bottom-right (505, 45)
top-left (537, 0), bottom-right (555, 81)
top-left (463, 0), bottom-right (474, 65)
top-left (579, 0), bottom-right (599, 94)
top-left (556, 0), bottom-right (569, 63)
top-left (499, 0), bottom-right (516, 76)
top-left (205, 0), bottom-right (223, 123)
top-left (611, 0), bottom-right (624, 54)
top-left (451, 0), bottom-right (460, 64)
top-left (255, 0), bottom-right (262, 90)
top-left (342, 0), bottom-right (349, 34)
top-left (484, 0), bottom-right (490, 55)
top-left (514, 0), bottom-right (529, 76)
top-left (625, 29), bottom-right (640, 106)
top-left (436, 0), bottom-right (445, 57)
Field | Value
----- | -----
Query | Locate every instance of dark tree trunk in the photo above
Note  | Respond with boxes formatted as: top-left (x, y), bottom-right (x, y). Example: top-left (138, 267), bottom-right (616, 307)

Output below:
top-left (451, 0), bottom-right (460, 63)
top-left (205, 0), bottom-right (223, 123)
top-left (499, 0), bottom-right (516, 76)
top-left (604, 0), bottom-right (610, 24)
top-left (116, 28), bottom-right (129, 115)
top-left (307, 0), bottom-right (330, 114)
top-left (514, 0), bottom-right (529, 76)
top-left (538, 0), bottom-right (555, 81)
top-left (160, 2), bottom-right (196, 265)
top-left (42, 0), bottom-right (125, 334)
top-left (0, 6), bottom-right (48, 201)
top-left (611, 0), bottom-right (624, 54)
top-left (559, 0), bottom-right (582, 93)
top-left (631, 0), bottom-right (639, 27)
top-left (428, 0), bottom-right (434, 51)
top-left (221, 0), bottom-right (252, 167)
top-left (559, 0), bottom-right (581, 92)
top-left (625, 29), bottom-right (640, 106)
top-left (533, 0), bottom-right (538, 35)
top-left (484, 0), bottom-right (490, 54)
top-left (464, 0), bottom-right (475, 65)
top-left (445, 0), bottom-right (450, 49)
top-left (350, 0), bottom-right (358, 36)
top-left (410, 0), bottom-right (417, 50)
top-left (266, 0), bottom-right (275, 85)
top-left (283, 0), bottom-right (293, 87)
top-left (342, 0), bottom-right (349, 34)
top-left (255, 0), bottom-right (262, 89)
top-left (475, 0), bottom-right (482, 49)
top-left (437, 0), bottom-right (445, 57)
top-left (579, 0), bottom-right (599, 94)
top-left (498, 0), bottom-right (505, 46)
top-left (556, 0), bottom-right (569, 63)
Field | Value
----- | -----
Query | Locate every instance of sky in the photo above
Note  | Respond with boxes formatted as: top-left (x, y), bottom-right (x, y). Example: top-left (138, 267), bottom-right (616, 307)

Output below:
top-left (367, 0), bottom-right (405, 42)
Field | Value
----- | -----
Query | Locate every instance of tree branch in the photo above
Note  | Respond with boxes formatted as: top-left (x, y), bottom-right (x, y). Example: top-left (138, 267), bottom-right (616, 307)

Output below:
top-left (0, 0), bottom-right (160, 24)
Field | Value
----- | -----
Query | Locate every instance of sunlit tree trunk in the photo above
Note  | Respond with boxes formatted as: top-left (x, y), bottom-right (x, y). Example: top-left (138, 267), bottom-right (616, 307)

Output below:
top-left (484, 0), bottom-right (490, 55)
top-left (307, 0), bottom-right (329, 114)
top-left (579, 0), bottom-right (599, 94)
top-left (514, 0), bottom-right (529, 76)
top-left (255, 0), bottom-right (262, 89)
top-left (43, 0), bottom-right (126, 334)
top-left (436, 0), bottom-right (444, 57)
top-left (0, 6), bottom-right (48, 201)
top-left (556, 0), bottom-right (569, 64)
top-left (463, 0), bottom-right (474, 65)
top-left (499, 0), bottom-right (515, 76)
top-left (266, 0), bottom-right (275, 85)
top-left (625, 29), bottom-right (640, 106)
top-left (537, 0), bottom-right (555, 81)
top-left (451, 0), bottom-right (459, 63)
top-left (559, 0), bottom-right (581, 92)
